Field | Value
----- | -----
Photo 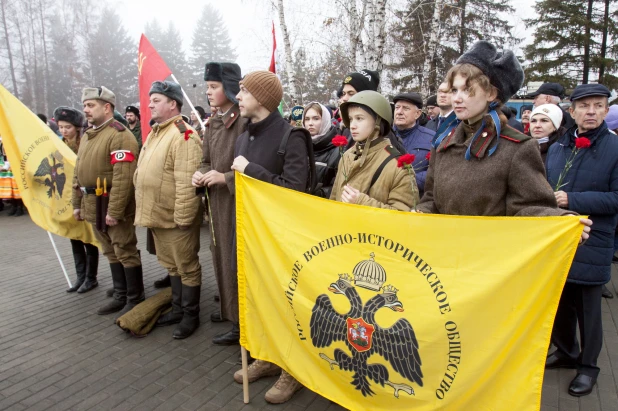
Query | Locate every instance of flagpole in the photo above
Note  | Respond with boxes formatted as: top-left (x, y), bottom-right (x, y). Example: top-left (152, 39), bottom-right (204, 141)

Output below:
top-left (47, 231), bottom-right (72, 287)
top-left (170, 73), bottom-right (205, 130)
top-left (241, 346), bottom-right (250, 403)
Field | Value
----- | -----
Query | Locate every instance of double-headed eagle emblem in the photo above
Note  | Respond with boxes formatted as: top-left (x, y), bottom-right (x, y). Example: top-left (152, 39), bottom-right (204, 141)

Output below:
top-left (309, 253), bottom-right (423, 398)
top-left (34, 151), bottom-right (66, 199)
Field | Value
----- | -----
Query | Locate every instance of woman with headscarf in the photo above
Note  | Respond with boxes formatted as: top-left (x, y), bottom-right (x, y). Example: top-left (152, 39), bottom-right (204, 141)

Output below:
top-left (302, 102), bottom-right (340, 198)
top-left (54, 106), bottom-right (100, 293)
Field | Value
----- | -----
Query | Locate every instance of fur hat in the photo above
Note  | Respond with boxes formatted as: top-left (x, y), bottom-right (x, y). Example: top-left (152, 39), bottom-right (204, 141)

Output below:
top-left (53, 106), bottom-right (84, 127)
top-left (239, 70), bottom-right (283, 113)
top-left (456, 41), bottom-right (524, 103)
top-left (204, 62), bottom-right (242, 104)
top-left (125, 105), bottom-right (140, 119)
top-left (531, 104), bottom-right (564, 131)
top-left (82, 86), bottom-right (116, 107)
top-left (149, 81), bottom-right (183, 107)
top-left (342, 69), bottom-right (380, 92)
top-left (426, 95), bottom-right (437, 107)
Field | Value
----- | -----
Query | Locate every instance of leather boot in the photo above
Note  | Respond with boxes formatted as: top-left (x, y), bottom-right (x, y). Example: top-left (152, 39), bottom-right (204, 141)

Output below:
top-left (7, 200), bottom-right (17, 216)
top-left (97, 263), bottom-right (127, 315)
top-left (67, 244), bottom-right (87, 293)
top-left (210, 311), bottom-right (225, 323)
top-left (156, 275), bottom-right (183, 326)
top-left (106, 288), bottom-right (114, 297)
top-left (154, 274), bottom-right (171, 289)
top-left (602, 284), bottom-right (614, 299)
top-left (173, 284), bottom-right (200, 339)
top-left (77, 247), bottom-right (99, 293)
top-left (115, 265), bottom-right (145, 319)
top-left (213, 323), bottom-right (240, 345)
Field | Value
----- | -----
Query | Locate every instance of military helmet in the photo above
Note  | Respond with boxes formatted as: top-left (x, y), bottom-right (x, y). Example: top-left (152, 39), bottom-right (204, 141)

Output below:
top-left (339, 90), bottom-right (393, 129)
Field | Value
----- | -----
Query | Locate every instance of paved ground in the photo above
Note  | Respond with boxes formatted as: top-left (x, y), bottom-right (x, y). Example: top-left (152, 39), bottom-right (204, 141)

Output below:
top-left (0, 212), bottom-right (617, 411)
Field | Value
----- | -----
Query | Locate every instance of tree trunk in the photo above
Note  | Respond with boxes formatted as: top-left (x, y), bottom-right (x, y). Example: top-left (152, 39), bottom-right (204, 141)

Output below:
top-left (422, 0), bottom-right (442, 98)
top-left (371, 0), bottom-right (388, 72)
top-left (38, 0), bottom-right (50, 114)
top-left (582, 0), bottom-right (593, 84)
top-left (14, 11), bottom-right (32, 106)
top-left (276, 0), bottom-right (298, 104)
top-left (0, 0), bottom-right (19, 98)
top-left (598, 0), bottom-right (610, 84)
top-left (459, 0), bottom-right (467, 54)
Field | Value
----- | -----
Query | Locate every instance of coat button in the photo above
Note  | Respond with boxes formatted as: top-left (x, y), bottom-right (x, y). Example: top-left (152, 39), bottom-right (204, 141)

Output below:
top-left (231, 113), bottom-right (235, 118)
top-left (482, 132), bottom-right (487, 137)
top-left (249, 136), bottom-right (254, 142)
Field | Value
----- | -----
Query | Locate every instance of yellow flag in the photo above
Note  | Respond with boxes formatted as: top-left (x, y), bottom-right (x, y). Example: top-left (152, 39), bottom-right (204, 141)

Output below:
top-left (0, 85), bottom-right (97, 245)
top-left (236, 173), bottom-right (582, 411)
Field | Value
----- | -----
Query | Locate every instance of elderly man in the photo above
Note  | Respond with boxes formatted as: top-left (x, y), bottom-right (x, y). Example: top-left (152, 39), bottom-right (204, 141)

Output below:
top-left (530, 82), bottom-right (575, 129)
top-left (73, 86), bottom-right (143, 317)
top-left (426, 82), bottom-right (453, 131)
top-left (392, 92), bottom-right (434, 196)
top-left (134, 81), bottom-right (203, 339)
top-left (545, 84), bottom-right (618, 397)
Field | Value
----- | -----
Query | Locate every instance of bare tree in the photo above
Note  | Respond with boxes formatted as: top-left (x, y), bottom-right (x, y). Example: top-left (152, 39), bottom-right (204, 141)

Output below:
top-left (276, 0), bottom-right (299, 103)
top-left (0, 0), bottom-right (18, 97)
top-left (421, 0), bottom-right (442, 98)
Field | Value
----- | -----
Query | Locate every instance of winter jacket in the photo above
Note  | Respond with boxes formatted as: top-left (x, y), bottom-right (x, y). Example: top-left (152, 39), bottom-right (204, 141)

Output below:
top-left (546, 122), bottom-right (618, 285)
top-left (418, 115), bottom-right (570, 218)
top-left (72, 119), bottom-right (139, 223)
top-left (313, 126), bottom-right (341, 198)
top-left (330, 137), bottom-right (418, 211)
top-left (234, 110), bottom-right (308, 192)
top-left (539, 126), bottom-right (566, 163)
top-left (134, 115), bottom-right (203, 229)
top-left (393, 122), bottom-right (434, 195)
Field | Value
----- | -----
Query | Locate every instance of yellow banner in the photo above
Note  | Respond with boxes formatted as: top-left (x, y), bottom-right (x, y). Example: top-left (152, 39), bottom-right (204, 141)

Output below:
top-left (236, 173), bottom-right (582, 411)
top-left (0, 85), bottom-right (97, 245)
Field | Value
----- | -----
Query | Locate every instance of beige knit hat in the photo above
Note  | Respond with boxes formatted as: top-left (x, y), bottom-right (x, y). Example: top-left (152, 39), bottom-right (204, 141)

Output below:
top-left (240, 70), bottom-right (282, 112)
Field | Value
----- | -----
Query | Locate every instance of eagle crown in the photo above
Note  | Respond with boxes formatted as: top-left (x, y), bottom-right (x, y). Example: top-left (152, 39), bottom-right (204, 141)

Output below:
top-left (382, 284), bottom-right (399, 295)
top-left (338, 273), bottom-right (354, 283)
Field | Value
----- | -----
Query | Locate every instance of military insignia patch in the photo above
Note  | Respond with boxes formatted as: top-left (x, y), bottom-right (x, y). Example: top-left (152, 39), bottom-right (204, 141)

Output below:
top-left (110, 150), bottom-right (135, 164)
top-left (344, 76), bottom-right (352, 84)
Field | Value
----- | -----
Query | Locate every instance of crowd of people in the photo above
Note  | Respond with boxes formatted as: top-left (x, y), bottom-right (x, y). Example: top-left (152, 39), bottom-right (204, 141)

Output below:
top-left (4, 38), bottom-right (618, 404)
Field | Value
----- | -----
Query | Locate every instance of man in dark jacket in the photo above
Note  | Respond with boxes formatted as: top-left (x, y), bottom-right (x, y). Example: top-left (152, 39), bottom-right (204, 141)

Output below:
top-left (531, 82), bottom-right (575, 129)
top-left (392, 92), bottom-right (434, 196)
top-left (425, 82), bottom-right (453, 132)
top-left (231, 70), bottom-right (309, 404)
top-left (545, 84), bottom-right (618, 397)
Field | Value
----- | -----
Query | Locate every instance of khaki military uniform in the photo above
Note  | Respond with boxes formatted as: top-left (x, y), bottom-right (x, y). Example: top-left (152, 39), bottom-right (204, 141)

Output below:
top-left (330, 137), bottom-right (419, 211)
top-left (134, 115), bottom-right (203, 286)
top-left (71, 118), bottom-right (140, 267)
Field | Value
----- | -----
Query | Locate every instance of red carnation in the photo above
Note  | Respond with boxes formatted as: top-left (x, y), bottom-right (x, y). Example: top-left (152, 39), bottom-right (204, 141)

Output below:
top-left (575, 137), bottom-right (591, 149)
top-left (397, 154), bottom-right (415, 168)
top-left (332, 135), bottom-right (348, 147)
top-left (184, 130), bottom-right (192, 141)
top-left (425, 152), bottom-right (431, 161)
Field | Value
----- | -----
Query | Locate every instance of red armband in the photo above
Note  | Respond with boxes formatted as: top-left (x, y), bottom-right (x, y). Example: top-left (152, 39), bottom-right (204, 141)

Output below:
top-left (110, 150), bottom-right (135, 164)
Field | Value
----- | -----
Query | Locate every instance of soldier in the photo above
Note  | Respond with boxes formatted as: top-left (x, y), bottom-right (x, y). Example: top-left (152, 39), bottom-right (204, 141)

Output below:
top-left (134, 81), bottom-right (203, 339)
top-left (192, 62), bottom-right (247, 345)
top-left (73, 86), bottom-right (144, 317)
top-left (125, 105), bottom-right (142, 151)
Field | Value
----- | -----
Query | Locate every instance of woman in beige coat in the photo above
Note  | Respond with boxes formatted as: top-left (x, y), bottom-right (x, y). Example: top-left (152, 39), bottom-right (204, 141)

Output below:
top-left (330, 91), bottom-right (419, 210)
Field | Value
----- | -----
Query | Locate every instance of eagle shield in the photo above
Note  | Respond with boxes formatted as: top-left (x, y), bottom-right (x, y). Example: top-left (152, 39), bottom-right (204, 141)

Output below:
top-left (346, 317), bottom-right (375, 352)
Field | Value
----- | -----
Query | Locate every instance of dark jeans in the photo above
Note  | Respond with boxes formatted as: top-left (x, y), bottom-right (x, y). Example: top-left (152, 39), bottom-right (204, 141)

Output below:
top-left (551, 282), bottom-right (603, 378)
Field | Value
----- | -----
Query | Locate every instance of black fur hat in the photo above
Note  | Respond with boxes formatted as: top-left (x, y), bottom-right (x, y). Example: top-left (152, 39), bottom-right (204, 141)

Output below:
top-left (149, 81), bottom-right (183, 107)
top-left (342, 69), bottom-right (380, 92)
top-left (204, 62), bottom-right (242, 104)
top-left (456, 41), bottom-right (524, 103)
top-left (53, 106), bottom-right (84, 127)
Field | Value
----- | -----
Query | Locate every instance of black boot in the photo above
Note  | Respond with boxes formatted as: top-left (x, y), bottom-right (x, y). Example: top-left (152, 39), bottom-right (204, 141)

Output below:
top-left (97, 263), bottom-right (127, 315)
top-left (213, 322), bottom-right (240, 345)
top-left (7, 200), bottom-right (17, 216)
top-left (154, 274), bottom-right (171, 289)
top-left (14, 205), bottom-right (24, 216)
top-left (210, 311), bottom-right (225, 323)
top-left (115, 265), bottom-right (145, 319)
top-left (78, 245), bottom-right (99, 293)
top-left (67, 241), bottom-right (87, 293)
top-left (173, 284), bottom-right (200, 339)
top-left (157, 276), bottom-right (183, 326)
top-left (602, 284), bottom-right (614, 299)
top-left (106, 288), bottom-right (114, 297)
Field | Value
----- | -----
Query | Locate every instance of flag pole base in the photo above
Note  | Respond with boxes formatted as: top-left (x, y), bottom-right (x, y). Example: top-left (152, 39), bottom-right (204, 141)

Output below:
top-left (241, 346), bottom-right (250, 403)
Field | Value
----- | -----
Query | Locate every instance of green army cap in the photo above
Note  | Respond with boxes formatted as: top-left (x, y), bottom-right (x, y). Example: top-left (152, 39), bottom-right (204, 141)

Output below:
top-left (82, 86), bottom-right (116, 107)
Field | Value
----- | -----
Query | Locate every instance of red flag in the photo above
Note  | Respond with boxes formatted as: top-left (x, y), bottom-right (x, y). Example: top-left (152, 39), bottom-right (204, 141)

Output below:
top-left (269, 22), bottom-right (277, 74)
top-left (138, 34), bottom-right (172, 142)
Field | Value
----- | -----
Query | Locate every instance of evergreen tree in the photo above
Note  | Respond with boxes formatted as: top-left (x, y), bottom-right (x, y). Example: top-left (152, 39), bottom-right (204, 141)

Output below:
top-left (188, 5), bottom-right (236, 85)
top-left (524, 0), bottom-right (618, 89)
top-left (455, 0), bottom-right (518, 54)
top-left (88, 8), bottom-right (137, 106)
top-left (144, 18), bottom-right (165, 50)
top-left (160, 22), bottom-right (188, 83)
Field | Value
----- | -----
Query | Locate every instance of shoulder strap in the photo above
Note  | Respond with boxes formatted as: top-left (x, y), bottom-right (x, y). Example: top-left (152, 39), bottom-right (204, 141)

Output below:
top-left (277, 126), bottom-right (317, 194)
top-left (369, 145), bottom-right (401, 190)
